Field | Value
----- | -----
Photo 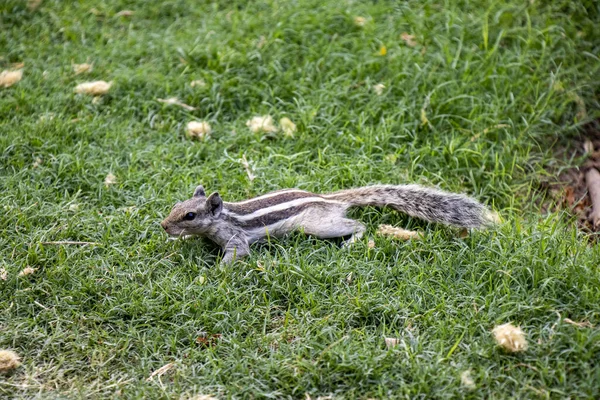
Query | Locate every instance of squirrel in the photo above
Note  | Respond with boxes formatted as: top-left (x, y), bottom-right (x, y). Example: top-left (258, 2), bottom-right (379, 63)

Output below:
top-left (161, 184), bottom-right (496, 264)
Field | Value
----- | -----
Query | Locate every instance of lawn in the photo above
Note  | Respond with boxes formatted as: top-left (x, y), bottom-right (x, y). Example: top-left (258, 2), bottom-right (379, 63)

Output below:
top-left (1, 0), bottom-right (600, 398)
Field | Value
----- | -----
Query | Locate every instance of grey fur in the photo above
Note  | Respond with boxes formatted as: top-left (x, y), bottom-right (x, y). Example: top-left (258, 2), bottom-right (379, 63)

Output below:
top-left (161, 185), bottom-right (495, 263)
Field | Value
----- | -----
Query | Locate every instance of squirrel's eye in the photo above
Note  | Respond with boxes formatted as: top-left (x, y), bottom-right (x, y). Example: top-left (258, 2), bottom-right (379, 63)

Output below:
top-left (183, 212), bottom-right (197, 221)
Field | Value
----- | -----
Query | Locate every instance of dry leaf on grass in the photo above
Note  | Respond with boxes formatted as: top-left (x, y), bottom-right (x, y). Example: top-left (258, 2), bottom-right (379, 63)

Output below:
top-left (146, 362), bottom-right (175, 381)
top-left (115, 10), bottom-right (134, 17)
top-left (367, 239), bottom-right (375, 249)
top-left (564, 186), bottom-right (576, 207)
top-left (384, 337), bottom-right (400, 349)
top-left (376, 225), bottom-right (422, 240)
top-left (0, 268), bottom-right (7, 281)
top-left (279, 117), bottom-right (297, 137)
top-left (104, 173), bottom-right (117, 187)
top-left (18, 267), bottom-right (36, 277)
top-left (401, 32), bottom-right (418, 47)
top-left (563, 318), bottom-right (594, 328)
top-left (27, 0), bottom-right (43, 11)
top-left (72, 63), bottom-right (93, 75)
top-left (157, 97), bottom-right (196, 111)
top-left (74, 80), bottom-right (112, 95)
top-left (0, 69), bottom-right (23, 88)
top-left (0, 350), bottom-right (21, 374)
top-left (354, 16), bottom-right (367, 27)
top-left (492, 323), bottom-right (528, 352)
top-left (195, 334), bottom-right (222, 348)
top-left (190, 79), bottom-right (207, 88)
top-left (186, 121), bottom-right (212, 139)
top-left (373, 83), bottom-right (385, 96)
top-left (246, 115), bottom-right (277, 134)
top-left (460, 370), bottom-right (476, 390)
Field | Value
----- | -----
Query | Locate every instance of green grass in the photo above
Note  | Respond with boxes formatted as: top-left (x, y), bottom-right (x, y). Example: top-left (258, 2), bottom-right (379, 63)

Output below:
top-left (1, 0), bottom-right (600, 398)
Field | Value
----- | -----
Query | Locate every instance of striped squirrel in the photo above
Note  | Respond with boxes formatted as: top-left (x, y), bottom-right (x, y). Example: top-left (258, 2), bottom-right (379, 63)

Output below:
top-left (161, 184), bottom-right (495, 263)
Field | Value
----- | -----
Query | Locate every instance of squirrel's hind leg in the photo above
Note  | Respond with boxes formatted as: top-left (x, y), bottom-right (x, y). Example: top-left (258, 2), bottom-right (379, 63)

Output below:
top-left (340, 220), bottom-right (366, 247)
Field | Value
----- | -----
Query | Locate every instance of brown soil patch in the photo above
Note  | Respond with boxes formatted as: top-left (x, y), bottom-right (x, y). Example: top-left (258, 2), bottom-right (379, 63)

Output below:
top-left (540, 119), bottom-right (600, 233)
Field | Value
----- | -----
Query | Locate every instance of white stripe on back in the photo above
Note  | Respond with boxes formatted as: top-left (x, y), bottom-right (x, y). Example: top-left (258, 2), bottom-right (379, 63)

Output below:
top-left (230, 189), bottom-right (309, 205)
top-left (222, 197), bottom-right (342, 221)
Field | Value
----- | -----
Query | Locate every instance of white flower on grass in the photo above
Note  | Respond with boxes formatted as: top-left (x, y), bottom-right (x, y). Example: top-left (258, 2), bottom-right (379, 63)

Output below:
top-left (18, 267), bottom-right (36, 277)
top-left (190, 80), bottom-right (207, 88)
top-left (246, 115), bottom-right (277, 134)
top-left (0, 69), bottom-right (23, 88)
top-left (104, 173), bottom-right (117, 187)
top-left (0, 350), bottom-right (21, 374)
top-left (492, 323), bottom-right (528, 352)
top-left (0, 268), bottom-right (7, 281)
top-left (279, 117), bottom-right (297, 137)
top-left (373, 83), bottom-right (385, 96)
top-left (384, 337), bottom-right (400, 349)
top-left (186, 121), bottom-right (212, 139)
top-left (74, 80), bottom-right (112, 95)
top-left (72, 63), bottom-right (93, 75)
top-left (461, 370), bottom-right (476, 390)
top-left (354, 16), bottom-right (367, 27)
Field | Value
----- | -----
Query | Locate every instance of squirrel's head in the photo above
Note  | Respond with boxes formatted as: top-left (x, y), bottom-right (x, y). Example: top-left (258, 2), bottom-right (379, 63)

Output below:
top-left (161, 185), bottom-right (223, 237)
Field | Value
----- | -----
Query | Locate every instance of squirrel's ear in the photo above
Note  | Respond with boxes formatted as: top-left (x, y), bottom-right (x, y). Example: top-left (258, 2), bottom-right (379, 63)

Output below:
top-left (206, 192), bottom-right (223, 217)
top-left (193, 185), bottom-right (206, 197)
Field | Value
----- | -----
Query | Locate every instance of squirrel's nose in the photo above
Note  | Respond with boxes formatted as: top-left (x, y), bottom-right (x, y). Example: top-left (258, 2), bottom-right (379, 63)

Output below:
top-left (160, 221), bottom-right (168, 230)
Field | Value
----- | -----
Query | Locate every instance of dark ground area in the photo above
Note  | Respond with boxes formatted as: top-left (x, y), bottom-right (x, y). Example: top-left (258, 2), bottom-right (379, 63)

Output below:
top-left (541, 119), bottom-right (600, 234)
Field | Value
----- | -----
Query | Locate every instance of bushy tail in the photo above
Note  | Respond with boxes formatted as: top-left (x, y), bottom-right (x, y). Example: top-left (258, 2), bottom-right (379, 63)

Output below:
top-left (323, 185), bottom-right (496, 228)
